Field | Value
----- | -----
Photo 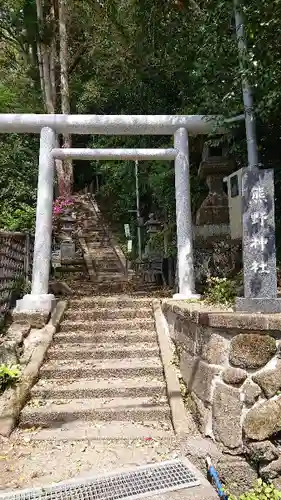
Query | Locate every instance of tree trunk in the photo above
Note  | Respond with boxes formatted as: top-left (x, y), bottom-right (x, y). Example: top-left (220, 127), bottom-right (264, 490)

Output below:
top-left (36, 0), bottom-right (68, 198)
top-left (58, 0), bottom-right (73, 196)
top-left (50, 3), bottom-right (57, 110)
top-left (35, 0), bottom-right (55, 113)
top-left (36, 43), bottom-right (45, 97)
top-left (36, 0), bottom-right (72, 198)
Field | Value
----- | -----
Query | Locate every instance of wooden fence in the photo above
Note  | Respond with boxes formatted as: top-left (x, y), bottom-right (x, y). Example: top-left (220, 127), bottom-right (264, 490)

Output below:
top-left (0, 231), bottom-right (34, 322)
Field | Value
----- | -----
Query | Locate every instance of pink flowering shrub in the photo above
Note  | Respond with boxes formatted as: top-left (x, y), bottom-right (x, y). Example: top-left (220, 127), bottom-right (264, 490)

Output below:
top-left (52, 197), bottom-right (75, 236)
top-left (53, 197), bottom-right (74, 217)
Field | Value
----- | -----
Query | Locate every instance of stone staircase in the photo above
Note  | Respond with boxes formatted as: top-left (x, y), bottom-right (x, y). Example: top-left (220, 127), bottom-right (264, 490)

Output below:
top-left (20, 293), bottom-right (173, 440)
top-left (20, 196), bottom-right (174, 441)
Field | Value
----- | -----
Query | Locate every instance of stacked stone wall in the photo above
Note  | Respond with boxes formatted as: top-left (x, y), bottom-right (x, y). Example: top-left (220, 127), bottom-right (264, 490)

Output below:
top-left (162, 300), bottom-right (281, 483)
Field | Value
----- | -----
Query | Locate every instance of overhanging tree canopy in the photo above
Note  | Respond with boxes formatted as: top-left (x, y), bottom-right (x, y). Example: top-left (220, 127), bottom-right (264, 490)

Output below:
top-left (1, 0), bottom-right (281, 249)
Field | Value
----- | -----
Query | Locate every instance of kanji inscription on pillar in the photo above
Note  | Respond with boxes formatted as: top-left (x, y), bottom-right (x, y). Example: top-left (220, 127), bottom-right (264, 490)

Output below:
top-left (237, 167), bottom-right (278, 307)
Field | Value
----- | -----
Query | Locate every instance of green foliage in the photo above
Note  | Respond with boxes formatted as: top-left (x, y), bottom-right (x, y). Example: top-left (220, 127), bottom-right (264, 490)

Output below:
top-left (14, 277), bottom-right (31, 296)
top-left (2, 0), bottom-right (281, 246)
top-left (0, 364), bottom-right (21, 392)
top-left (204, 277), bottom-right (236, 306)
top-left (229, 479), bottom-right (281, 500)
top-left (0, 203), bottom-right (36, 231)
top-left (0, 134), bottom-right (38, 232)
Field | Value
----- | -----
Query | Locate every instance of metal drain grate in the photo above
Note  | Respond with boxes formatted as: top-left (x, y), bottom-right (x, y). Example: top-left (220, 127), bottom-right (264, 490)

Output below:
top-left (0, 460), bottom-right (200, 500)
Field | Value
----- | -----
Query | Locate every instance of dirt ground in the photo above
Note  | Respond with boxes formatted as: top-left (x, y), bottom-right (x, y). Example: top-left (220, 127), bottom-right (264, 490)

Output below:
top-left (0, 430), bottom-right (182, 492)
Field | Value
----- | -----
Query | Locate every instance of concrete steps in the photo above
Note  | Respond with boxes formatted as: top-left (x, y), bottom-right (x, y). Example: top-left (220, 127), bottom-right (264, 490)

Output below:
top-left (59, 318), bottom-right (155, 332)
top-left (96, 265), bottom-right (121, 272)
top-left (20, 397), bottom-right (171, 428)
top-left (31, 378), bottom-right (167, 399)
top-left (46, 344), bottom-right (159, 360)
top-left (69, 296), bottom-right (152, 308)
top-left (55, 330), bottom-right (157, 344)
top-left (89, 248), bottom-right (116, 254)
top-left (63, 307), bottom-right (152, 321)
top-left (39, 358), bottom-right (164, 379)
top-left (24, 420), bottom-right (173, 441)
top-left (88, 242), bottom-right (112, 248)
top-left (69, 282), bottom-right (129, 294)
top-left (95, 273), bottom-right (127, 280)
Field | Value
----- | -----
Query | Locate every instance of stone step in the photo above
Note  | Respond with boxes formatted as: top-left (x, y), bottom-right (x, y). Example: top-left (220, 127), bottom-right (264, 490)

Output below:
top-left (39, 358), bottom-right (163, 379)
top-left (93, 255), bottom-right (119, 260)
top-left (93, 254), bottom-right (118, 259)
top-left (79, 226), bottom-right (103, 231)
top-left (60, 258), bottom-right (84, 265)
top-left (93, 257), bottom-right (119, 263)
top-left (87, 232), bottom-right (109, 237)
top-left (69, 283), bottom-right (129, 293)
top-left (94, 269), bottom-right (126, 275)
top-left (23, 420), bottom-right (173, 441)
top-left (20, 397), bottom-right (171, 428)
top-left (46, 345), bottom-right (159, 360)
top-left (83, 228), bottom-right (107, 233)
top-left (63, 307), bottom-right (152, 321)
top-left (81, 279), bottom-right (128, 285)
top-left (94, 264), bottom-right (125, 271)
top-left (96, 270), bottom-right (122, 276)
top-left (69, 296), bottom-right (152, 308)
top-left (89, 246), bottom-right (112, 251)
top-left (55, 330), bottom-right (157, 344)
top-left (52, 339), bottom-right (157, 348)
top-left (96, 271), bottom-right (125, 277)
top-left (83, 229), bottom-right (106, 233)
top-left (69, 272), bottom-right (122, 280)
top-left (88, 243), bottom-right (112, 249)
top-left (93, 264), bottom-right (121, 271)
top-left (69, 283), bottom-right (96, 289)
top-left (94, 276), bottom-right (127, 284)
top-left (83, 230), bottom-right (106, 234)
top-left (85, 237), bottom-right (109, 241)
top-left (59, 318), bottom-right (155, 332)
top-left (90, 248), bottom-right (116, 253)
top-left (78, 269), bottom-right (124, 282)
top-left (96, 265), bottom-right (121, 272)
top-left (31, 377), bottom-right (166, 399)
top-left (91, 256), bottom-right (119, 262)
top-left (58, 266), bottom-right (85, 273)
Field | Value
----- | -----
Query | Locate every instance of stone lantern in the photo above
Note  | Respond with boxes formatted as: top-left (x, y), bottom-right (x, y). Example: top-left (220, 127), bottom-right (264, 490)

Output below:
top-left (59, 215), bottom-right (75, 241)
top-left (144, 213), bottom-right (162, 258)
top-left (145, 213), bottom-right (162, 235)
top-left (59, 212), bottom-right (76, 261)
top-left (196, 144), bottom-right (235, 228)
top-left (193, 143), bottom-right (241, 289)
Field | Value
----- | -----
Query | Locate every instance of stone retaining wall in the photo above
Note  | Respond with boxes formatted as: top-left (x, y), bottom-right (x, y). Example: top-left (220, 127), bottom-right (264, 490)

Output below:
top-left (0, 231), bottom-right (34, 322)
top-left (162, 299), bottom-right (281, 482)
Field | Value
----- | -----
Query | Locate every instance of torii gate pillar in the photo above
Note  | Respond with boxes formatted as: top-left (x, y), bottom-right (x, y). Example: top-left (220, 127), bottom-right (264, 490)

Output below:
top-left (173, 128), bottom-right (199, 299)
top-left (14, 127), bottom-right (56, 320)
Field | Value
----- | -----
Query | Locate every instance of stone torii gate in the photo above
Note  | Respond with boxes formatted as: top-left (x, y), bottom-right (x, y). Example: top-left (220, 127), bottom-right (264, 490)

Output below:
top-left (0, 114), bottom-right (229, 317)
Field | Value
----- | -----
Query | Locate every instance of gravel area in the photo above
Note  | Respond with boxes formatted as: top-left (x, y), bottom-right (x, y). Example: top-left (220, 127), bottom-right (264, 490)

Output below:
top-left (0, 431), bottom-right (181, 493)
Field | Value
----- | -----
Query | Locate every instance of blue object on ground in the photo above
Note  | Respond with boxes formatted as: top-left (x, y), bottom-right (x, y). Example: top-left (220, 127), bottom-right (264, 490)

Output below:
top-left (206, 456), bottom-right (228, 500)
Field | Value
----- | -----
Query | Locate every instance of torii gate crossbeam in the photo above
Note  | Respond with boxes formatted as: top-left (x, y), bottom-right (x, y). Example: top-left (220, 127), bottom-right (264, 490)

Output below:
top-left (0, 113), bottom-right (232, 317)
